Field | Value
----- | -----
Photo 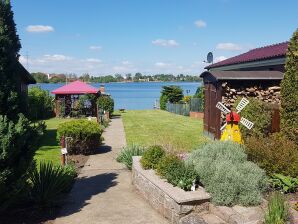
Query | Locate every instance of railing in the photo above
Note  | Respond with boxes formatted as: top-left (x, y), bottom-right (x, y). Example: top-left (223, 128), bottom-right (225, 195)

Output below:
top-left (166, 98), bottom-right (203, 116)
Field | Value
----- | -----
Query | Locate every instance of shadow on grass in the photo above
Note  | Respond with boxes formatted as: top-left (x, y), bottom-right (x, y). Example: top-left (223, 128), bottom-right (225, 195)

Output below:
top-left (38, 129), bottom-right (59, 148)
top-left (57, 172), bottom-right (118, 218)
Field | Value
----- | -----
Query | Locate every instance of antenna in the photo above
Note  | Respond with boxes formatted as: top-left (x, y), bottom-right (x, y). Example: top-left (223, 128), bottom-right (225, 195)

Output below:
top-left (207, 52), bottom-right (213, 64)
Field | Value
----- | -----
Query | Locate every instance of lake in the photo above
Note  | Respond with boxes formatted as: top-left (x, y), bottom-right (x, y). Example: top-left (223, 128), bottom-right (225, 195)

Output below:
top-left (31, 82), bottom-right (202, 110)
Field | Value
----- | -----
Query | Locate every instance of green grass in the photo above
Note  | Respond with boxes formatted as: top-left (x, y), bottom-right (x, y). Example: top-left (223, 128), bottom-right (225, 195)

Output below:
top-left (122, 110), bottom-right (207, 152)
top-left (34, 118), bottom-right (72, 166)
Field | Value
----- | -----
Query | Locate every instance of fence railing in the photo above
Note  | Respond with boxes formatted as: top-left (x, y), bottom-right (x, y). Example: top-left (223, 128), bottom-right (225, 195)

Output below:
top-left (166, 98), bottom-right (203, 116)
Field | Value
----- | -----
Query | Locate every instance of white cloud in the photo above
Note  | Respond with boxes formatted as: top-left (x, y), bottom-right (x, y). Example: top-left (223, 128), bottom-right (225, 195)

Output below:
top-left (194, 20), bottom-right (206, 28)
top-left (26, 25), bottom-right (54, 33)
top-left (43, 54), bottom-right (73, 61)
top-left (216, 43), bottom-right (242, 51)
top-left (214, 56), bottom-right (228, 63)
top-left (152, 39), bottom-right (179, 47)
top-left (155, 62), bottom-right (170, 67)
top-left (85, 58), bottom-right (102, 63)
top-left (121, 61), bottom-right (131, 65)
top-left (89, 46), bottom-right (102, 50)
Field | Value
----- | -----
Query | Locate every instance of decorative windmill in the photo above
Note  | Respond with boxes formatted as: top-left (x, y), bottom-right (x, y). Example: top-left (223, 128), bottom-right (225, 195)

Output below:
top-left (216, 98), bottom-right (254, 144)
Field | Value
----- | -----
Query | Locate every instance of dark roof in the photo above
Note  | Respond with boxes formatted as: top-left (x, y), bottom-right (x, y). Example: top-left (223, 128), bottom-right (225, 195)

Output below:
top-left (18, 62), bottom-right (36, 84)
top-left (200, 70), bottom-right (284, 81)
top-left (206, 42), bottom-right (288, 69)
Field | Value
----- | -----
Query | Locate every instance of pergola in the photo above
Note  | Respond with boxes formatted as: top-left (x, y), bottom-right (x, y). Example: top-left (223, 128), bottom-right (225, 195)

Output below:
top-left (51, 80), bottom-right (100, 117)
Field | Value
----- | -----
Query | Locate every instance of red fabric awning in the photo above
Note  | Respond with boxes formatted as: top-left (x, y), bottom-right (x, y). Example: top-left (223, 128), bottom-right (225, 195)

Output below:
top-left (51, 80), bottom-right (99, 95)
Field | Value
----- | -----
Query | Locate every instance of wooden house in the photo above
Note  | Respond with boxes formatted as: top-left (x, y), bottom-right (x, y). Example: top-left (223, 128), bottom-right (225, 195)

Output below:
top-left (200, 42), bottom-right (288, 139)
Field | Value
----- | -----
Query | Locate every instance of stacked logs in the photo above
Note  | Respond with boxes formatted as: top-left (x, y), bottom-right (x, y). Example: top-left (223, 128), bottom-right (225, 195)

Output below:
top-left (221, 82), bottom-right (281, 108)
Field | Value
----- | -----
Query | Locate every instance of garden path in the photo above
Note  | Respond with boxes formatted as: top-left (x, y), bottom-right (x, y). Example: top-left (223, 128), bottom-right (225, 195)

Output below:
top-left (54, 117), bottom-right (168, 224)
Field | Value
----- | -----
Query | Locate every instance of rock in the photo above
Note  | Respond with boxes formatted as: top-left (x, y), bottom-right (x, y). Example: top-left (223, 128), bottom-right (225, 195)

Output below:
top-left (268, 86), bottom-right (281, 91)
top-left (179, 214), bottom-right (207, 224)
top-left (246, 88), bottom-right (255, 93)
top-left (230, 89), bottom-right (236, 93)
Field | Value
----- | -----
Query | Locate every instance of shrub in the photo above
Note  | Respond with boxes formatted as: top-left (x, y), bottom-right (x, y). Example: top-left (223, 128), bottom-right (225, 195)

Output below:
top-left (265, 192), bottom-right (288, 224)
top-left (281, 29), bottom-right (298, 145)
top-left (28, 87), bottom-right (54, 120)
top-left (194, 86), bottom-right (204, 110)
top-left (116, 144), bottom-right (146, 170)
top-left (97, 96), bottom-right (114, 115)
top-left (157, 154), bottom-right (197, 191)
top-left (30, 162), bottom-right (76, 207)
top-left (234, 97), bottom-right (271, 139)
top-left (269, 174), bottom-right (298, 193)
top-left (140, 145), bottom-right (165, 169)
top-left (0, 114), bottom-right (44, 210)
top-left (159, 94), bottom-right (168, 110)
top-left (245, 133), bottom-right (298, 177)
top-left (57, 119), bottom-right (103, 155)
top-left (187, 141), bottom-right (267, 206)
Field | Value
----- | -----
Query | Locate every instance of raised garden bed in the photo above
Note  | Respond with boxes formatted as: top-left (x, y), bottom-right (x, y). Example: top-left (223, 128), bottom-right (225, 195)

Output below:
top-left (132, 156), bottom-right (266, 224)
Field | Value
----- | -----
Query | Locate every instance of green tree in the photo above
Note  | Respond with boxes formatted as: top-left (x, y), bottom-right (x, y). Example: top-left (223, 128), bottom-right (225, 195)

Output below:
top-left (28, 87), bottom-right (54, 120)
top-left (160, 86), bottom-right (184, 110)
top-left (280, 29), bottom-right (298, 144)
top-left (0, 0), bottom-right (23, 118)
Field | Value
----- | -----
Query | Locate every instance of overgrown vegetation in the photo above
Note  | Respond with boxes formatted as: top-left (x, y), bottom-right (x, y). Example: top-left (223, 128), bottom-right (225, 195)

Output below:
top-left (116, 144), bottom-right (146, 170)
top-left (194, 86), bottom-right (204, 110)
top-left (140, 145), bottom-right (165, 170)
top-left (269, 174), bottom-right (298, 193)
top-left (235, 97), bottom-right (272, 139)
top-left (57, 119), bottom-right (103, 155)
top-left (97, 96), bottom-right (114, 116)
top-left (160, 86), bottom-right (184, 110)
top-left (187, 141), bottom-right (267, 206)
top-left (280, 29), bottom-right (298, 145)
top-left (29, 162), bottom-right (76, 207)
top-left (28, 87), bottom-right (54, 120)
top-left (245, 133), bottom-right (298, 177)
top-left (265, 192), bottom-right (288, 224)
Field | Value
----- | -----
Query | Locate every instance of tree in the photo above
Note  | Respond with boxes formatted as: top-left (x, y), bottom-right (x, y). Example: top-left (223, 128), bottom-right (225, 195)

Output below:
top-left (0, 0), bottom-right (23, 118)
top-left (280, 29), bottom-right (298, 144)
top-left (160, 86), bottom-right (184, 110)
top-left (31, 72), bottom-right (49, 83)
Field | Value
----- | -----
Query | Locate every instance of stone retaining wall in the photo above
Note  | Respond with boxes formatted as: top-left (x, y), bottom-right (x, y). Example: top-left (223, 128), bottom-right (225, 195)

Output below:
top-left (132, 156), bottom-right (211, 224)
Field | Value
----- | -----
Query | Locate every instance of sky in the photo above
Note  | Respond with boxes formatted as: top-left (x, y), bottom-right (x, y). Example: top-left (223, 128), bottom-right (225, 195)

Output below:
top-left (12, 0), bottom-right (298, 76)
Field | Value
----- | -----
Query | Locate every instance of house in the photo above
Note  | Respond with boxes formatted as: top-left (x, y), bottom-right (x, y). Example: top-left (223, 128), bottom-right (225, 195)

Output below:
top-left (17, 62), bottom-right (36, 96)
top-left (200, 42), bottom-right (288, 139)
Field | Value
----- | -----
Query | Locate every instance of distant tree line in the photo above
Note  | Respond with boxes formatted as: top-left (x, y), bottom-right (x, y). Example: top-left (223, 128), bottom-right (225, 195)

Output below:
top-left (31, 72), bottom-right (202, 84)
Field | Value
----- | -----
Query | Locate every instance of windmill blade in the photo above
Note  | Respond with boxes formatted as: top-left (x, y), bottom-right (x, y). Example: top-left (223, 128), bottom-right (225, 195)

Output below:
top-left (220, 122), bottom-right (227, 131)
top-left (236, 98), bottom-right (249, 113)
top-left (240, 117), bottom-right (254, 130)
top-left (216, 102), bottom-right (231, 114)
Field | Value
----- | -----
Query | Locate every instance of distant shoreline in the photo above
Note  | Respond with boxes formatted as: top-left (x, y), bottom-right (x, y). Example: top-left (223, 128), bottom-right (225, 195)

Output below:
top-left (32, 80), bottom-right (202, 84)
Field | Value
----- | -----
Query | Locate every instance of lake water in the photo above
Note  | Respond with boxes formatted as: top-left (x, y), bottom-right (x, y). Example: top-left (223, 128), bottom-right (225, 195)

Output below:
top-left (31, 82), bottom-right (202, 110)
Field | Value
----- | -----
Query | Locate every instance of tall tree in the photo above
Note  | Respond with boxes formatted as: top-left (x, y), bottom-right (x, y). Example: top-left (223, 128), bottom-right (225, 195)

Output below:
top-left (0, 0), bottom-right (22, 118)
top-left (280, 29), bottom-right (298, 144)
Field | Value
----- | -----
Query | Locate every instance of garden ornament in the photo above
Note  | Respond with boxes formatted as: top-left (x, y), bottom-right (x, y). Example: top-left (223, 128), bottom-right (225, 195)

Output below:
top-left (216, 98), bottom-right (254, 144)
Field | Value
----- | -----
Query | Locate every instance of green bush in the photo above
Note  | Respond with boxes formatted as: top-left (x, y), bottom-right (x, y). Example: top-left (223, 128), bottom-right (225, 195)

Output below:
top-left (234, 97), bottom-right (271, 139)
top-left (30, 162), bottom-right (76, 207)
top-left (116, 144), bottom-right (146, 170)
top-left (140, 145), bottom-right (165, 170)
top-left (0, 114), bottom-right (44, 210)
top-left (245, 133), bottom-right (298, 177)
top-left (28, 87), bottom-right (54, 120)
top-left (97, 96), bottom-right (114, 115)
top-left (57, 119), bottom-right (103, 155)
top-left (269, 174), bottom-right (298, 193)
top-left (160, 94), bottom-right (168, 110)
top-left (187, 141), bottom-right (267, 206)
top-left (265, 192), bottom-right (288, 224)
top-left (157, 154), bottom-right (197, 191)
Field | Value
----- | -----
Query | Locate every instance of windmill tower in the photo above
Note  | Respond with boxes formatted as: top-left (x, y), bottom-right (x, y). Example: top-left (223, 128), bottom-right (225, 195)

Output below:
top-left (216, 98), bottom-right (254, 144)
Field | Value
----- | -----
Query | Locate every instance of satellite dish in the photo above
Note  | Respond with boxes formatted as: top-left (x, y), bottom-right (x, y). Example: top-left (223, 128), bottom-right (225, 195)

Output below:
top-left (207, 52), bottom-right (213, 63)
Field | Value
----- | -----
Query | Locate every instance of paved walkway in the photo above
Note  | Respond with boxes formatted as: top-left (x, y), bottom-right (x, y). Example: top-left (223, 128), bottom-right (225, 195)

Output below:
top-left (55, 117), bottom-right (168, 224)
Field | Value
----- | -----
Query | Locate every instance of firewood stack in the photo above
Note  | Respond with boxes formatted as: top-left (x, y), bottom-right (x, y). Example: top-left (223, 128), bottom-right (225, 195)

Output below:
top-left (221, 82), bottom-right (281, 109)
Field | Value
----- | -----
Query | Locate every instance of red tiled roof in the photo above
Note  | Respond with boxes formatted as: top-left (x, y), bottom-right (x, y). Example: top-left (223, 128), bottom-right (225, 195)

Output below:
top-left (206, 42), bottom-right (288, 69)
top-left (51, 80), bottom-right (99, 95)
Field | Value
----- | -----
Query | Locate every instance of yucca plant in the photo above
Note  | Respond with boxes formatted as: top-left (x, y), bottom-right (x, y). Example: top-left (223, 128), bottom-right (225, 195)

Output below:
top-left (265, 192), bottom-right (288, 224)
top-left (30, 162), bottom-right (76, 207)
top-left (116, 144), bottom-right (146, 170)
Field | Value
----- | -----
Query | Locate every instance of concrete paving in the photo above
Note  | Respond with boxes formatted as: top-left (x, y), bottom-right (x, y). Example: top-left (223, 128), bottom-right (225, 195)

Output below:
top-left (54, 117), bottom-right (168, 224)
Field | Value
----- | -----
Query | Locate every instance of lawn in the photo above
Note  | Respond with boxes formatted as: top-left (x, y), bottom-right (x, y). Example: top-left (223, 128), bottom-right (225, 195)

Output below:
top-left (121, 110), bottom-right (208, 151)
top-left (34, 118), bottom-right (72, 166)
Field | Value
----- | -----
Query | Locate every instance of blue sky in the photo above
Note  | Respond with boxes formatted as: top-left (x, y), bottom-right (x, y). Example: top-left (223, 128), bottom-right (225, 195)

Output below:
top-left (12, 0), bottom-right (298, 76)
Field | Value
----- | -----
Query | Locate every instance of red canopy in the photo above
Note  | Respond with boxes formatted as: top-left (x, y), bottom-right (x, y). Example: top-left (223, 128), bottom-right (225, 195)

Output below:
top-left (51, 80), bottom-right (99, 95)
